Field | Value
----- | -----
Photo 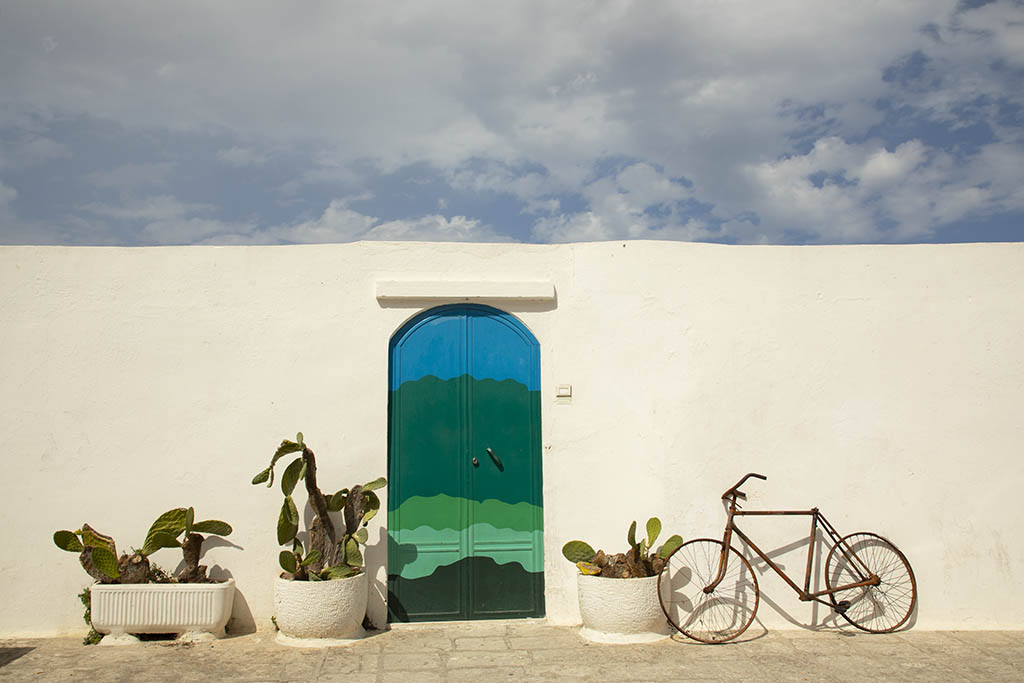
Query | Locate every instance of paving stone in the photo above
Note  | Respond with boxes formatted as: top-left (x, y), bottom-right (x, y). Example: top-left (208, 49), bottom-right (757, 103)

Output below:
top-left (453, 635), bottom-right (509, 651)
top-left (507, 634), bottom-right (582, 650)
top-left (445, 649), bottom-right (532, 668)
top-left (378, 671), bottom-right (443, 683)
top-left (378, 632), bottom-right (455, 653)
top-left (316, 674), bottom-right (377, 683)
top-left (446, 666), bottom-right (528, 682)
top-left (505, 621), bottom-right (568, 636)
top-left (363, 651), bottom-right (443, 671)
top-left (435, 621), bottom-right (511, 637)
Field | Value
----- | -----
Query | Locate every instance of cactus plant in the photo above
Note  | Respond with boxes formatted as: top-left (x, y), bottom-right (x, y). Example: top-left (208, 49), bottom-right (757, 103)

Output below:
top-left (142, 507), bottom-right (233, 583)
top-left (252, 432), bottom-right (386, 581)
top-left (54, 507), bottom-right (232, 585)
top-left (560, 517), bottom-right (683, 578)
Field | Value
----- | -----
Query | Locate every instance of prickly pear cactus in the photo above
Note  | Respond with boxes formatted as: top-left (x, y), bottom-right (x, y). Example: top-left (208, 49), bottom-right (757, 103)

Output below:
top-left (254, 434), bottom-right (385, 581)
top-left (561, 518), bottom-right (683, 578)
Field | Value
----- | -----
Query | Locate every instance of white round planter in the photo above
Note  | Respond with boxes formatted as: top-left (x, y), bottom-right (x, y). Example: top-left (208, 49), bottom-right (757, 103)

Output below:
top-left (274, 573), bottom-right (367, 646)
top-left (577, 573), bottom-right (672, 644)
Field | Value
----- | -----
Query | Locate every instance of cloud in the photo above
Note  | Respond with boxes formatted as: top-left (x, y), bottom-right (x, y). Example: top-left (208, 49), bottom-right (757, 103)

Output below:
top-left (86, 162), bottom-right (175, 189)
top-left (366, 214), bottom-right (510, 242)
top-left (216, 146), bottom-right (269, 167)
top-left (733, 136), bottom-right (1020, 242)
top-left (142, 217), bottom-right (258, 245)
top-left (81, 195), bottom-right (212, 221)
top-left (185, 196), bottom-right (514, 245)
top-left (531, 162), bottom-right (700, 242)
top-left (0, 133), bottom-right (70, 170)
top-left (0, 180), bottom-right (17, 206)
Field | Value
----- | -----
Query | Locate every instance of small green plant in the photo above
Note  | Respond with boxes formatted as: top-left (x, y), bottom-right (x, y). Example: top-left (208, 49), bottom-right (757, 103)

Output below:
top-left (252, 432), bottom-right (386, 581)
top-left (78, 587), bottom-right (102, 645)
top-left (561, 517), bottom-right (683, 578)
top-left (53, 507), bottom-right (232, 584)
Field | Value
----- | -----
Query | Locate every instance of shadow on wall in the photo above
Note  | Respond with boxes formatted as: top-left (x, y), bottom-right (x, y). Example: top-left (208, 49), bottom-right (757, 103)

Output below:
top-left (365, 527), bottom-right (389, 629)
top-left (204, 563), bottom-right (257, 636)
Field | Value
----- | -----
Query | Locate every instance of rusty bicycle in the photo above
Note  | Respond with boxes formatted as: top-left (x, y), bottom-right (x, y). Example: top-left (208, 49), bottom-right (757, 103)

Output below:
top-left (658, 473), bottom-right (917, 643)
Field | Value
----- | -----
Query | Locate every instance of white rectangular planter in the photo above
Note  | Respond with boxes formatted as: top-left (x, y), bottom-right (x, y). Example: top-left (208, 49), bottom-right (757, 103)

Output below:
top-left (90, 579), bottom-right (234, 639)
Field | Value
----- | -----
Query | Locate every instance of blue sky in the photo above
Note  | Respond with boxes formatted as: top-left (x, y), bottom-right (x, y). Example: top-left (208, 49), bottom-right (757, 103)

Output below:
top-left (1, 0), bottom-right (1022, 246)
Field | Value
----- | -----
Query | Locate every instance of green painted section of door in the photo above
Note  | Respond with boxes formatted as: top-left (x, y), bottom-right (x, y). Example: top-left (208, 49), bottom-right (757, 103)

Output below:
top-left (388, 305), bottom-right (544, 622)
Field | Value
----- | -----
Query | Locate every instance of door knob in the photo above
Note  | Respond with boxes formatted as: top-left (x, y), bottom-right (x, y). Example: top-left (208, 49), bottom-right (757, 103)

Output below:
top-left (472, 457), bottom-right (479, 466)
top-left (486, 448), bottom-right (504, 471)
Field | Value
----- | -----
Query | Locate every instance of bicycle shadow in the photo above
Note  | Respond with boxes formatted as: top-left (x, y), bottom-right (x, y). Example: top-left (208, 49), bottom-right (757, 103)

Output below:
top-left (738, 532), bottom-right (919, 634)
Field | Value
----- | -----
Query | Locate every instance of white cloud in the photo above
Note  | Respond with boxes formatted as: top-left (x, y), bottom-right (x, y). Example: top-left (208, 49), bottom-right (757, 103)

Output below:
top-left (142, 217), bottom-right (257, 245)
top-left (0, 180), bottom-right (17, 206)
top-left (733, 136), bottom-right (1019, 242)
top-left (86, 162), bottom-right (175, 189)
top-left (533, 210), bottom-right (711, 243)
top-left (531, 162), bottom-right (698, 242)
top-left (82, 195), bottom-right (212, 221)
top-left (184, 196), bottom-right (515, 245)
top-left (216, 146), bottom-right (269, 167)
top-left (274, 199), bottom-right (378, 243)
top-left (0, 134), bottom-right (70, 170)
top-left (366, 215), bottom-right (510, 242)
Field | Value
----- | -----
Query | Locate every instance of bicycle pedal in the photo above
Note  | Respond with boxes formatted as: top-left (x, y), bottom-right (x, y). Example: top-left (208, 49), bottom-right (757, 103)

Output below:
top-left (834, 600), bottom-right (851, 614)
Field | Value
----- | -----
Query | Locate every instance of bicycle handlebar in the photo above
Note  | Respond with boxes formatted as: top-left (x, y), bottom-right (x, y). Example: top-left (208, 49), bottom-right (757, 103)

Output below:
top-left (722, 472), bottom-right (767, 500)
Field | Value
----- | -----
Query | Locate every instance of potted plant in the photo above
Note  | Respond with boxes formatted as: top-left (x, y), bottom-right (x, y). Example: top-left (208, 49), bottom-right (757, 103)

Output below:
top-left (562, 518), bottom-right (683, 643)
top-left (252, 432), bottom-right (385, 644)
top-left (53, 508), bottom-right (234, 644)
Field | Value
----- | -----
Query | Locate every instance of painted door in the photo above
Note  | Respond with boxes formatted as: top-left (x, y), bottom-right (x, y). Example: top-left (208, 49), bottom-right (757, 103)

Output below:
top-left (387, 304), bottom-right (544, 621)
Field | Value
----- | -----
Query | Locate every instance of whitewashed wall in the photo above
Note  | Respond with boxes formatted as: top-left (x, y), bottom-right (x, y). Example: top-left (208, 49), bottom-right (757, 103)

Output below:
top-left (1, 241), bottom-right (1021, 636)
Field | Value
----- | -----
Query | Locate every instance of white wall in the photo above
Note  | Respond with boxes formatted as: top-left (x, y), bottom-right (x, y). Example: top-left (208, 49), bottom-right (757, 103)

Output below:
top-left (1, 240), bottom-right (1021, 636)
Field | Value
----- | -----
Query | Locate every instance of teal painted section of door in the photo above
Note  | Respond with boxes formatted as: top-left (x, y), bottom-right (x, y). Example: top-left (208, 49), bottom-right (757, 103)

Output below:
top-left (388, 304), bottom-right (544, 622)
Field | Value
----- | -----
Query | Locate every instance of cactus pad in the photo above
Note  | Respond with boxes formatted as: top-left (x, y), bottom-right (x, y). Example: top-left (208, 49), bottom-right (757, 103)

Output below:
top-left (658, 534), bottom-right (684, 559)
top-left (53, 530), bottom-right (83, 553)
top-left (561, 540), bottom-right (596, 563)
top-left (646, 517), bottom-right (661, 547)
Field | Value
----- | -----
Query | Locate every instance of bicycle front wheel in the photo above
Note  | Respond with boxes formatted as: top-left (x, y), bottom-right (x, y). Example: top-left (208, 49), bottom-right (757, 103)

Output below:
top-left (658, 538), bottom-right (759, 643)
top-left (825, 532), bottom-right (917, 633)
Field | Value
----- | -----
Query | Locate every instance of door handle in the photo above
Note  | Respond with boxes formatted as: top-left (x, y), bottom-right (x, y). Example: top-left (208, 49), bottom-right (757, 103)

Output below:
top-left (486, 448), bottom-right (504, 471)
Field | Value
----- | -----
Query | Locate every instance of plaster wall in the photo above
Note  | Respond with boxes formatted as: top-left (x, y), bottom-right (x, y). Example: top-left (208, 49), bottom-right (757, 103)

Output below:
top-left (0, 240), bottom-right (1021, 636)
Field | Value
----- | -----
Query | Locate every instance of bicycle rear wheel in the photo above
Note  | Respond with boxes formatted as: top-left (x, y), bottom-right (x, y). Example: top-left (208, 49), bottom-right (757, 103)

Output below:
top-left (824, 532), bottom-right (916, 633)
top-left (658, 538), bottom-right (759, 643)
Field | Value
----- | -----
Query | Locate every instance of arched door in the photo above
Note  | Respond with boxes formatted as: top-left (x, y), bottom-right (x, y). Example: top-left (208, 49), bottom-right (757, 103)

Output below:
top-left (387, 304), bottom-right (544, 621)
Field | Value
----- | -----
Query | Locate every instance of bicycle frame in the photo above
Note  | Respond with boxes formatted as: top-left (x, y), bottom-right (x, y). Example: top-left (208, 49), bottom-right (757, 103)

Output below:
top-left (709, 492), bottom-right (880, 608)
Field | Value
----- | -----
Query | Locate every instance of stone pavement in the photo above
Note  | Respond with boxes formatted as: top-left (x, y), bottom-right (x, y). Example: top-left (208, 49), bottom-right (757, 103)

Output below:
top-left (1, 622), bottom-right (1022, 682)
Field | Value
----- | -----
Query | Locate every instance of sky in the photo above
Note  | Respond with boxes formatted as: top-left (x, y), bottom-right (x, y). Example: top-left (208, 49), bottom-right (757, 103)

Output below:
top-left (0, 0), bottom-right (1022, 246)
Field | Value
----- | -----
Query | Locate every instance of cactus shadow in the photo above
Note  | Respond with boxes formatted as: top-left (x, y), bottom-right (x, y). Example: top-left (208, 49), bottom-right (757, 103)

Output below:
top-left (163, 537), bottom-right (243, 580)
top-left (365, 527), bottom-right (390, 629)
top-left (199, 536), bottom-right (244, 553)
top-left (225, 582), bottom-right (258, 636)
